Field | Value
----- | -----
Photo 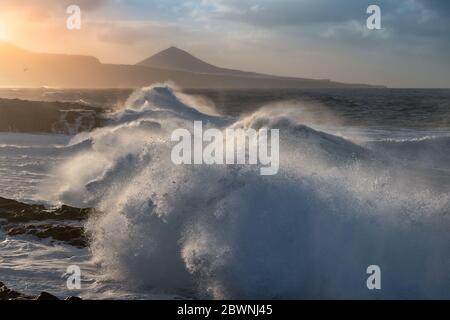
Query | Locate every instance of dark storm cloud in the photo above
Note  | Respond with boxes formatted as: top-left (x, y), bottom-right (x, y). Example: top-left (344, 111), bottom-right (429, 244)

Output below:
top-left (204, 0), bottom-right (449, 42)
top-left (419, 0), bottom-right (450, 13)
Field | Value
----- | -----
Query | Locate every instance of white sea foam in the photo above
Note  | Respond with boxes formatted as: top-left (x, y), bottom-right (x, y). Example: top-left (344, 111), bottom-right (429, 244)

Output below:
top-left (35, 84), bottom-right (450, 299)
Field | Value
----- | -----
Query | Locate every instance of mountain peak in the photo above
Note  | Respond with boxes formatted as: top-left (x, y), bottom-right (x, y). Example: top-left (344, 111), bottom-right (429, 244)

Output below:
top-left (137, 46), bottom-right (218, 74)
top-left (136, 46), bottom-right (265, 78)
top-left (166, 46), bottom-right (184, 51)
top-left (159, 46), bottom-right (186, 55)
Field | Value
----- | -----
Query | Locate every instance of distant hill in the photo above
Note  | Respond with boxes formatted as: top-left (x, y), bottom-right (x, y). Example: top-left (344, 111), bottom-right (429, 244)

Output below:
top-left (137, 46), bottom-right (269, 78)
top-left (0, 42), bottom-right (384, 89)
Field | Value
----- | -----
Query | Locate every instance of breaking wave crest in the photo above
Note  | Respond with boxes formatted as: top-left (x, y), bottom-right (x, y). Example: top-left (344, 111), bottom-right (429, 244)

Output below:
top-left (43, 84), bottom-right (450, 299)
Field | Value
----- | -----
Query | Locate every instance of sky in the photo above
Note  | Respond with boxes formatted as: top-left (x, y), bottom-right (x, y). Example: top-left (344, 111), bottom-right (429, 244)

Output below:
top-left (0, 0), bottom-right (449, 87)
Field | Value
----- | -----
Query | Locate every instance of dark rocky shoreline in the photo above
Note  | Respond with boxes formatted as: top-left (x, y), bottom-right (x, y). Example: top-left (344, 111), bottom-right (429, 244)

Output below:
top-left (0, 197), bottom-right (93, 300)
top-left (0, 282), bottom-right (82, 300)
top-left (0, 98), bottom-right (106, 134)
top-left (0, 197), bottom-right (93, 247)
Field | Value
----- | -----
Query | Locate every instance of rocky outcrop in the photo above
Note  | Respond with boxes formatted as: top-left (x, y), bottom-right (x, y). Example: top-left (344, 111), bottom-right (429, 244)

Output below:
top-left (5, 224), bottom-right (87, 247)
top-left (0, 282), bottom-right (81, 300)
top-left (0, 197), bottom-right (90, 222)
top-left (0, 281), bottom-right (34, 300)
top-left (0, 197), bottom-right (93, 247)
top-left (0, 198), bottom-right (89, 300)
top-left (0, 98), bottom-right (105, 134)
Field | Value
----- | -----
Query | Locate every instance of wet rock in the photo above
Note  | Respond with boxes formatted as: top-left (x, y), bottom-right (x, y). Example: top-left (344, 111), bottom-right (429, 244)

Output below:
top-left (36, 292), bottom-right (60, 300)
top-left (0, 98), bottom-right (105, 134)
top-left (0, 282), bottom-right (83, 300)
top-left (0, 197), bottom-right (94, 247)
top-left (5, 224), bottom-right (88, 248)
top-left (65, 296), bottom-right (83, 301)
top-left (0, 282), bottom-right (34, 300)
top-left (0, 197), bottom-right (92, 223)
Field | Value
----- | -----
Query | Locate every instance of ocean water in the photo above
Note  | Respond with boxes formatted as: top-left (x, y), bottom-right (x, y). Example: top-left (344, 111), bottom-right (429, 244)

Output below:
top-left (1, 85), bottom-right (450, 299)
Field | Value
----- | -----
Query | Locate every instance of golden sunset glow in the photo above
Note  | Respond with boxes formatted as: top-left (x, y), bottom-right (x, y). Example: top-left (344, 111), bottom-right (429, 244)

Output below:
top-left (0, 5), bottom-right (161, 65)
top-left (0, 25), bottom-right (8, 41)
top-left (0, 0), bottom-right (448, 87)
top-left (0, 13), bottom-right (13, 41)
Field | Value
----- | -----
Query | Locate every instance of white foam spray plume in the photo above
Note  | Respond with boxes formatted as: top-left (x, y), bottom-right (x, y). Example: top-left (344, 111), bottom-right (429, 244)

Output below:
top-left (42, 84), bottom-right (450, 299)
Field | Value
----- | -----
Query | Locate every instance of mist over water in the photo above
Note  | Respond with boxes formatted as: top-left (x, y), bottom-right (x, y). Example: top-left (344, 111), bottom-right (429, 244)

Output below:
top-left (37, 84), bottom-right (450, 299)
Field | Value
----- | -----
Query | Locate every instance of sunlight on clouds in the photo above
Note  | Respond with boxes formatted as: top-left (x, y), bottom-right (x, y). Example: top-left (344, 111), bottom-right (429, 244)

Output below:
top-left (0, 0), bottom-right (448, 87)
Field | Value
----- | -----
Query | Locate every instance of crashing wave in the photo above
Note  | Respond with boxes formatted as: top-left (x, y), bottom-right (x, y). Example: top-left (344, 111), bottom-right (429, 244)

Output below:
top-left (42, 83), bottom-right (450, 299)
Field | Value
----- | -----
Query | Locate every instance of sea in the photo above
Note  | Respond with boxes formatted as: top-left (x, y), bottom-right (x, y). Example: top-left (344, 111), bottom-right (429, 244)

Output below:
top-left (0, 85), bottom-right (450, 299)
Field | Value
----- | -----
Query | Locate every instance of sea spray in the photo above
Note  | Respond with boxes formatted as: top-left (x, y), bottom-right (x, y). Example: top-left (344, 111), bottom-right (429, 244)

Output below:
top-left (170, 121), bottom-right (279, 175)
top-left (43, 84), bottom-right (450, 299)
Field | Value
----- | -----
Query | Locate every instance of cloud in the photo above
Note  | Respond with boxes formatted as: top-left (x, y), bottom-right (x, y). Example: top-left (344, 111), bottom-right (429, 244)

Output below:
top-left (95, 21), bottom-right (187, 45)
top-left (1, 0), bottom-right (448, 87)
top-left (191, 0), bottom-right (449, 40)
top-left (0, 0), bottom-right (109, 11)
top-left (186, 0), bottom-right (449, 57)
top-left (320, 20), bottom-right (391, 41)
top-left (190, 0), bottom-right (369, 27)
top-left (0, 0), bottom-right (110, 26)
